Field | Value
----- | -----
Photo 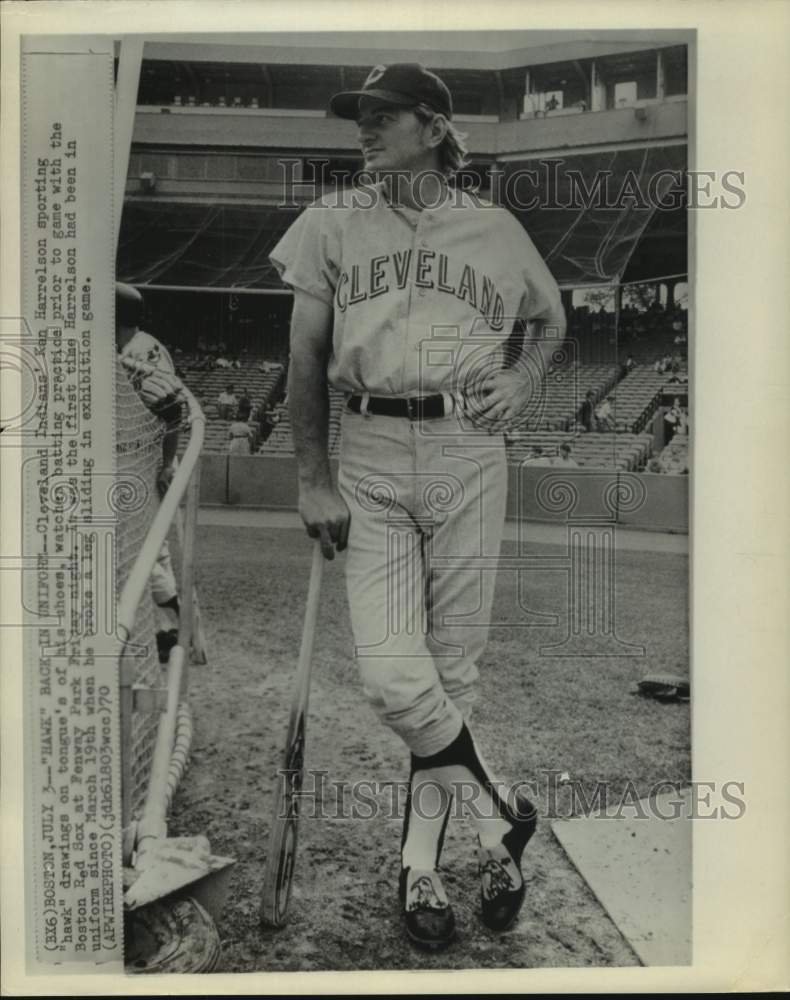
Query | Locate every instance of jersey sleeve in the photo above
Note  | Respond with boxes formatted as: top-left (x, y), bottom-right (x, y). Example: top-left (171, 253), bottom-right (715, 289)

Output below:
top-left (269, 203), bottom-right (340, 305)
top-left (123, 331), bottom-right (176, 375)
top-left (157, 341), bottom-right (176, 374)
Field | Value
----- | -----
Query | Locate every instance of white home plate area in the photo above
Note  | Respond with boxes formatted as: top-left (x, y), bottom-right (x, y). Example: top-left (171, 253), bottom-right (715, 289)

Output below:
top-left (552, 788), bottom-right (692, 966)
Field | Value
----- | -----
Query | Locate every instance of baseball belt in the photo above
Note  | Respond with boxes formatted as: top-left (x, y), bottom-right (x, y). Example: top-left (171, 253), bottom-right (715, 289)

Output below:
top-left (346, 392), bottom-right (458, 420)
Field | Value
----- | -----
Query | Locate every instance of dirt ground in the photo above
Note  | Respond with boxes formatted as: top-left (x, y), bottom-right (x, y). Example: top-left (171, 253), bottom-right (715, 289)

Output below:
top-left (168, 524), bottom-right (690, 972)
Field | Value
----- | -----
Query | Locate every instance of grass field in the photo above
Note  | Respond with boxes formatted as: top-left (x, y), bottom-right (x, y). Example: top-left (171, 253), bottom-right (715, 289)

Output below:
top-left (169, 523), bottom-right (690, 971)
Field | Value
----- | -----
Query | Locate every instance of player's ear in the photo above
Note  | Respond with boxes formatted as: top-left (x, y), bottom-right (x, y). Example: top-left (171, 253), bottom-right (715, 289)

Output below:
top-left (424, 113), bottom-right (449, 150)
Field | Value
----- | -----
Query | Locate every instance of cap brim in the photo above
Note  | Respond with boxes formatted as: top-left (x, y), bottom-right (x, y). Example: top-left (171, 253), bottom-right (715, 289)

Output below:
top-left (329, 88), bottom-right (418, 119)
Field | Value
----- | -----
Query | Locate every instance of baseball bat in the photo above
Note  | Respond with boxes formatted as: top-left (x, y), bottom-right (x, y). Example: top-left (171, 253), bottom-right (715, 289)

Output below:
top-left (260, 539), bottom-right (324, 928)
top-left (175, 488), bottom-right (209, 666)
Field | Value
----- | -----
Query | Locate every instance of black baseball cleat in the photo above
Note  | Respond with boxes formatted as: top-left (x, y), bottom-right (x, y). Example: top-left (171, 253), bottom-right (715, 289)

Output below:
top-left (478, 796), bottom-right (538, 932)
top-left (399, 867), bottom-right (457, 951)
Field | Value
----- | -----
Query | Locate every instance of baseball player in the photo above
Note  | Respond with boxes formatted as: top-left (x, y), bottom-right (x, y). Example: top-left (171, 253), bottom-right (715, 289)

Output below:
top-left (271, 64), bottom-right (565, 950)
top-left (116, 283), bottom-right (185, 660)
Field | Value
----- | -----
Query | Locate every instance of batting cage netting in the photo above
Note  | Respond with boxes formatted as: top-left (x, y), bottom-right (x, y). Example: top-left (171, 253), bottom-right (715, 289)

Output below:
top-left (114, 354), bottom-right (203, 833)
top-left (116, 355), bottom-right (166, 824)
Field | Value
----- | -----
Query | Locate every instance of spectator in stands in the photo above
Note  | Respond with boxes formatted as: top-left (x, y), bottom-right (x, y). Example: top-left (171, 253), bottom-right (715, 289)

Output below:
top-left (662, 441), bottom-right (688, 475)
top-left (228, 402), bottom-right (256, 454)
top-left (524, 445), bottom-right (552, 467)
top-left (257, 403), bottom-right (276, 442)
top-left (553, 443), bottom-right (578, 467)
top-left (664, 397), bottom-right (683, 441)
top-left (625, 354), bottom-right (637, 371)
top-left (579, 389), bottom-right (596, 432)
top-left (237, 386), bottom-right (252, 416)
top-left (653, 355), bottom-right (664, 373)
top-left (591, 305), bottom-right (606, 334)
top-left (595, 396), bottom-right (615, 432)
top-left (215, 354), bottom-right (232, 369)
top-left (231, 355), bottom-right (243, 370)
top-left (217, 384), bottom-right (238, 420)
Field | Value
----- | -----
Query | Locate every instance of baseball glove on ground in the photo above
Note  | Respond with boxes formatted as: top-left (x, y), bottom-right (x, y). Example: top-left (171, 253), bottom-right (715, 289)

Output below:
top-left (125, 896), bottom-right (220, 973)
top-left (634, 672), bottom-right (690, 702)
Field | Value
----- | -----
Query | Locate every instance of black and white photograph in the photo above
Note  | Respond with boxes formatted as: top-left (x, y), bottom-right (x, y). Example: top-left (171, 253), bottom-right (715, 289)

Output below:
top-left (113, 28), bottom-right (696, 975)
top-left (2, 1), bottom-right (789, 994)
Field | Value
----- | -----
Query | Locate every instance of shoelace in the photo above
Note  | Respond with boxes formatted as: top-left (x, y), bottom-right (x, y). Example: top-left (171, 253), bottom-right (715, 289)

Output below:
top-left (479, 855), bottom-right (518, 900)
top-left (407, 874), bottom-right (446, 912)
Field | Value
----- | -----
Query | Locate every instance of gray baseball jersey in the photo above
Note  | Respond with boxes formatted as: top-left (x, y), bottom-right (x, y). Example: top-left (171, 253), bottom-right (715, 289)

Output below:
top-left (270, 183), bottom-right (562, 396)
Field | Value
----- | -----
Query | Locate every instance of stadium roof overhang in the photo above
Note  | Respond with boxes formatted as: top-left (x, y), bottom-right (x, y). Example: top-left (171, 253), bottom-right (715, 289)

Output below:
top-left (134, 31), bottom-right (693, 72)
top-left (117, 145), bottom-right (687, 292)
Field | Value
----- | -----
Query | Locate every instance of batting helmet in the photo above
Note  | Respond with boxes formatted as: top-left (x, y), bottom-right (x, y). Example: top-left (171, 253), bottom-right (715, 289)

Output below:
top-left (116, 281), bottom-right (144, 329)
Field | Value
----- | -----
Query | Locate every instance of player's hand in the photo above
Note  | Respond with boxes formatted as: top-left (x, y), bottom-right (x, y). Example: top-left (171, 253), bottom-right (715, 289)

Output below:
top-left (478, 369), bottom-right (532, 432)
top-left (298, 483), bottom-right (350, 560)
top-left (136, 369), bottom-right (185, 415)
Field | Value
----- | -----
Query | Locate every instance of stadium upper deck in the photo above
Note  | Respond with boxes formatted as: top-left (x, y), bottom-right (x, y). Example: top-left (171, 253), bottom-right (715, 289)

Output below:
top-left (125, 34), bottom-right (688, 200)
top-left (119, 33), bottom-right (689, 299)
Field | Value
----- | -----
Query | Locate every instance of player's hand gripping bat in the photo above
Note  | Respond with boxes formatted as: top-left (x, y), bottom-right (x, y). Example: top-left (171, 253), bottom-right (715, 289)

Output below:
top-left (260, 540), bottom-right (324, 928)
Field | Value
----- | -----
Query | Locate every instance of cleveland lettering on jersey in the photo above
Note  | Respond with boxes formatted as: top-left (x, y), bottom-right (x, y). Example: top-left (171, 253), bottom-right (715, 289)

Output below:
top-left (334, 249), bottom-right (505, 331)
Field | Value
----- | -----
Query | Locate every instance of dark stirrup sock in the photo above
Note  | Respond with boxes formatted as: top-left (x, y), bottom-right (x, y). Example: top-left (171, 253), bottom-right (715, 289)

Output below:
top-left (401, 756), bottom-right (454, 872)
top-left (411, 723), bottom-right (535, 847)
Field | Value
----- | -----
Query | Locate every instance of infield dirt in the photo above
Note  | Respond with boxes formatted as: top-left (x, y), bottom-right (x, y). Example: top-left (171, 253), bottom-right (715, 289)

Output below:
top-left (169, 524), bottom-right (690, 972)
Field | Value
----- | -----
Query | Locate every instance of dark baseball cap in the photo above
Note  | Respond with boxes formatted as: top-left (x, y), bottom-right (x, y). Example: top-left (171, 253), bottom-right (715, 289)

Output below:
top-left (329, 63), bottom-right (452, 120)
top-left (116, 282), bottom-right (144, 328)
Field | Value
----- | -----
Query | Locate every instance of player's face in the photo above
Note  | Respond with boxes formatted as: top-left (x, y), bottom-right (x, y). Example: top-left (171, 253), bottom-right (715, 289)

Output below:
top-left (356, 99), bottom-right (436, 173)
